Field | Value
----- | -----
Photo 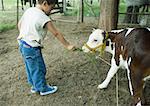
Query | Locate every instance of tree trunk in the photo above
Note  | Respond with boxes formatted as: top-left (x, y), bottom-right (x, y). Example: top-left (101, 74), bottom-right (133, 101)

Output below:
top-left (98, 0), bottom-right (119, 31)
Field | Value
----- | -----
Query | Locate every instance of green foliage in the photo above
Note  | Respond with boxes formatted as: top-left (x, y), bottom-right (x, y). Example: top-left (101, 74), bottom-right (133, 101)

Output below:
top-left (64, 1), bottom-right (100, 17)
top-left (0, 24), bottom-right (16, 33)
top-left (0, 0), bottom-right (18, 32)
top-left (119, 0), bottom-right (127, 13)
top-left (83, 2), bottom-right (100, 17)
top-left (64, 0), bottom-right (126, 17)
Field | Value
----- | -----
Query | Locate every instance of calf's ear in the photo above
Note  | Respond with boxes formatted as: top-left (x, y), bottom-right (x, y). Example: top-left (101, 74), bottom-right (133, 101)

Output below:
top-left (102, 31), bottom-right (106, 38)
top-left (92, 27), bottom-right (97, 32)
top-left (106, 40), bottom-right (109, 46)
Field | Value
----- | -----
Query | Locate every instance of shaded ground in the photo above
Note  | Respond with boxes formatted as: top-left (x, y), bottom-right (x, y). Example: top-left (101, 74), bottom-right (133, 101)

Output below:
top-left (0, 21), bottom-right (149, 106)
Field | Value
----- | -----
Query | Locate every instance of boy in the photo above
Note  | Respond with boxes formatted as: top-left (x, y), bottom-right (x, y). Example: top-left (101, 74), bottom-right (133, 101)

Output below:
top-left (17, 0), bottom-right (75, 96)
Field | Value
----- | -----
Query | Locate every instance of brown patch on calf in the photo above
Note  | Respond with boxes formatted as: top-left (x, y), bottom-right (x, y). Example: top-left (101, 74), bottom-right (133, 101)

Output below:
top-left (108, 29), bottom-right (128, 66)
top-left (107, 28), bottom-right (150, 105)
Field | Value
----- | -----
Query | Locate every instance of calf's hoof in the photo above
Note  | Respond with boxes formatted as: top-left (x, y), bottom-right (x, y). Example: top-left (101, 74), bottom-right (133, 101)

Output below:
top-left (97, 84), bottom-right (107, 89)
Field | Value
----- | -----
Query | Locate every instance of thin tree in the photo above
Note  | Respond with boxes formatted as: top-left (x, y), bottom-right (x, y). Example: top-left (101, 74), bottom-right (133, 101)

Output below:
top-left (1, 0), bottom-right (4, 11)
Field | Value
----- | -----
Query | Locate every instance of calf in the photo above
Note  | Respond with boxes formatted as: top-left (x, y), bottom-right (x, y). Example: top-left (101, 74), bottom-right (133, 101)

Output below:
top-left (82, 28), bottom-right (150, 106)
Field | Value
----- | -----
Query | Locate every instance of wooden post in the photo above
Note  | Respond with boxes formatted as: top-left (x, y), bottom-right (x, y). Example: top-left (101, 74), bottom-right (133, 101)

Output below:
top-left (63, 0), bottom-right (66, 13)
top-left (79, 0), bottom-right (84, 23)
top-left (81, 0), bottom-right (84, 22)
top-left (99, 0), bottom-right (119, 31)
top-left (1, 0), bottom-right (4, 11)
top-left (17, 0), bottom-right (19, 24)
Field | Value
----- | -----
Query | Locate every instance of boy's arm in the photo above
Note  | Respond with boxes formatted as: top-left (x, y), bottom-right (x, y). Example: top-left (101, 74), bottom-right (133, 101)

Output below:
top-left (45, 21), bottom-right (74, 50)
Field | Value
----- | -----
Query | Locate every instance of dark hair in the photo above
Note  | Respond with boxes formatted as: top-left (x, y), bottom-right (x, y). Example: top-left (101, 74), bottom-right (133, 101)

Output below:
top-left (38, 0), bottom-right (58, 5)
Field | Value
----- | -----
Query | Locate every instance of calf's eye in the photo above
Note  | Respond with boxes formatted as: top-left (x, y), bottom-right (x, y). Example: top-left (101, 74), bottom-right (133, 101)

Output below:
top-left (94, 39), bottom-right (98, 42)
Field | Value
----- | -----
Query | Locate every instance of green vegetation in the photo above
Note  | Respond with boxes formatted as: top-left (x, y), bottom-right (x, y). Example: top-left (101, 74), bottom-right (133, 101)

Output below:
top-left (119, 0), bottom-right (127, 13)
top-left (0, 0), bottom-right (127, 32)
top-left (64, 1), bottom-right (100, 17)
top-left (83, 1), bottom-right (100, 17)
top-left (0, 24), bottom-right (16, 32)
top-left (0, 0), bottom-right (20, 32)
top-left (65, 0), bottom-right (126, 17)
top-left (2, 0), bottom-right (16, 7)
top-left (0, 10), bottom-right (17, 32)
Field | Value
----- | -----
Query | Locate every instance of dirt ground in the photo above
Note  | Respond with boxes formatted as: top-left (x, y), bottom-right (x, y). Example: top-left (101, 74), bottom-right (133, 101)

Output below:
top-left (0, 20), bottom-right (149, 106)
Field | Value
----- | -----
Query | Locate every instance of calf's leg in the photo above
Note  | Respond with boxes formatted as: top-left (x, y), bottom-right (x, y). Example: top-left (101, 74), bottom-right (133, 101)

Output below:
top-left (98, 58), bottom-right (119, 89)
top-left (130, 68), bottom-right (144, 106)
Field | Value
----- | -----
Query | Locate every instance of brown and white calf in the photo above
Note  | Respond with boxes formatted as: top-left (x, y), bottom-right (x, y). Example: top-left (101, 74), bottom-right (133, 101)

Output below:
top-left (82, 28), bottom-right (150, 106)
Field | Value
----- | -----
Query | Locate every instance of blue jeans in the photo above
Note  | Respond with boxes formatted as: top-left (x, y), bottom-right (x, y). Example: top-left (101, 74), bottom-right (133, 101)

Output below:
top-left (19, 43), bottom-right (47, 92)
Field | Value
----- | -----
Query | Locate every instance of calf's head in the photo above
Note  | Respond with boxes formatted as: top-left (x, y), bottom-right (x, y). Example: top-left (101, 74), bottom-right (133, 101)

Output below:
top-left (82, 29), bottom-right (109, 53)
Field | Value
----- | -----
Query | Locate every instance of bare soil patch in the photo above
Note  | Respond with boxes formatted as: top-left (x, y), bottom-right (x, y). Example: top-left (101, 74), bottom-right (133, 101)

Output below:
top-left (0, 21), bottom-right (149, 106)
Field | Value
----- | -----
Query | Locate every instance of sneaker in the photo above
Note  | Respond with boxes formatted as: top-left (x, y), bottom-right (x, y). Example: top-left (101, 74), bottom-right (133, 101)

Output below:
top-left (40, 85), bottom-right (58, 96)
top-left (31, 86), bottom-right (38, 93)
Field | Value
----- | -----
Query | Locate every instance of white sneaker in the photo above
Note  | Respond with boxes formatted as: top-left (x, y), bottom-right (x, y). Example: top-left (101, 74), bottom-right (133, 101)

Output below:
top-left (31, 86), bottom-right (38, 93)
top-left (40, 85), bottom-right (58, 96)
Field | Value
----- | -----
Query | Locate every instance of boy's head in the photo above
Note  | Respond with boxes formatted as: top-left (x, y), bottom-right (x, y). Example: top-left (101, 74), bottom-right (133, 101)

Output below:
top-left (38, 0), bottom-right (58, 15)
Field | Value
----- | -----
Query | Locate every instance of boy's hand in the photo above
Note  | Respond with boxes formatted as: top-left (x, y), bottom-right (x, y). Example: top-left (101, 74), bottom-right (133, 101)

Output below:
top-left (66, 44), bottom-right (76, 50)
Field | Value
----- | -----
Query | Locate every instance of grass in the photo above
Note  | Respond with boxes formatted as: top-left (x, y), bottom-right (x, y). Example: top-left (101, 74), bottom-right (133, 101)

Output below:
top-left (0, 10), bottom-right (17, 32)
top-left (0, 0), bottom-right (22, 32)
top-left (0, 24), bottom-right (16, 33)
